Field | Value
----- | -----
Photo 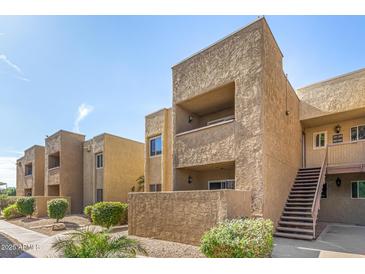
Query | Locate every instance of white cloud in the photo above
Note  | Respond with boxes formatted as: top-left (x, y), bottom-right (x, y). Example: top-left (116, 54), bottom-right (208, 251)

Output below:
top-left (0, 157), bottom-right (16, 187)
top-left (73, 103), bottom-right (94, 133)
top-left (0, 54), bottom-right (30, 81)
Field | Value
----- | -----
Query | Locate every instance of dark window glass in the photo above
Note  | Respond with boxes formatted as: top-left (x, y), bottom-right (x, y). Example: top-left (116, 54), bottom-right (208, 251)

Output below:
top-left (149, 184), bottom-right (161, 192)
top-left (48, 152), bottom-right (60, 169)
top-left (96, 189), bottom-right (103, 202)
top-left (352, 182), bottom-right (358, 198)
top-left (25, 163), bottom-right (33, 176)
top-left (358, 125), bottom-right (365, 140)
top-left (351, 127), bottom-right (358, 141)
top-left (359, 182), bottom-right (365, 198)
top-left (321, 183), bottom-right (327, 198)
top-left (150, 136), bottom-right (162, 156)
top-left (96, 153), bottom-right (103, 168)
top-left (209, 182), bottom-right (222, 190)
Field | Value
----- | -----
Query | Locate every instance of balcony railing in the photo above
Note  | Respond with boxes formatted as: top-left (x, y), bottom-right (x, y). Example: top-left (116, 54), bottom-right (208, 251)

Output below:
top-left (327, 141), bottom-right (365, 166)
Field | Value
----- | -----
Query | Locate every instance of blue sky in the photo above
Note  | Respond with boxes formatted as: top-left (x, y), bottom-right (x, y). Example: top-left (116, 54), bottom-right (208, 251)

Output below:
top-left (1, 16), bottom-right (365, 187)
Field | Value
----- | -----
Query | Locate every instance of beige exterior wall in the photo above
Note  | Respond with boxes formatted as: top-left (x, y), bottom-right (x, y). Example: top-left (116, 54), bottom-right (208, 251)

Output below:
top-left (304, 117), bottom-right (365, 167)
top-left (145, 108), bottom-right (173, 192)
top-left (128, 190), bottom-right (251, 245)
top-left (45, 130), bottom-right (85, 213)
top-left (16, 145), bottom-right (45, 197)
top-left (319, 173), bottom-right (365, 225)
top-left (298, 68), bottom-right (365, 120)
top-left (103, 134), bottom-right (144, 203)
top-left (261, 22), bottom-right (302, 225)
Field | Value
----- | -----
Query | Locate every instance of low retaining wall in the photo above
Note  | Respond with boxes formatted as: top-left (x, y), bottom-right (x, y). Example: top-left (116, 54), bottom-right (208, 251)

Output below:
top-left (34, 196), bottom-right (71, 217)
top-left (128, 190), bottom-right (251, 245)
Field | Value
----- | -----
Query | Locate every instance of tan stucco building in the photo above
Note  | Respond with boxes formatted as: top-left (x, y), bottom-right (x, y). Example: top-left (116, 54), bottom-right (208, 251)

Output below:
top-left (132, 17), bottom-right (365, 243)
top-left (83, 133), bottom-right (144, 206)
top-left (16, 145), bottom-right (45, 196)
top-left (45, 130), bottom-right (85, 213)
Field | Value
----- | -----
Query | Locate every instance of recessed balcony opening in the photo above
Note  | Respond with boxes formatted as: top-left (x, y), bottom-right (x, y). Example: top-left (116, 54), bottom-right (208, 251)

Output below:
top-left (48, 151), bottom-right (60, 169)
top-left (48, 185), bottom-right (60, 196)
top-left (24, 188), bottom-right (32, 196)
top-left (175, 161), bottom-right (235, 191)
top-left (176, 82), bottom-right (235, 135)
top-left (25, 163), bottom-right (33, 176)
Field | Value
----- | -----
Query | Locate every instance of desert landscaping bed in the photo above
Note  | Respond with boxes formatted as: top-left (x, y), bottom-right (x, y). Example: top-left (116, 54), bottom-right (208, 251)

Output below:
top-left (0, 232), bottom-right (23, 258)
top-left (7, 215), bottom-right (91, 236)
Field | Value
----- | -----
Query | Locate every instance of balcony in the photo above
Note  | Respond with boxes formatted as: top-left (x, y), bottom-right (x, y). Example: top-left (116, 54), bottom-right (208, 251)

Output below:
top-left (327, 141), bottom-right (365, 174)
top-left (175, 119), bottom-right (235, 168)
top-left (48, 167), bottom-right (60, 185)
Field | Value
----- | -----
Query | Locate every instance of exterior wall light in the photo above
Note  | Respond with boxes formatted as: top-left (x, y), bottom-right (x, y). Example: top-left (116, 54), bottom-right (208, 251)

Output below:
top-left (335, 124), bottom-right (341, 133)
top-left (188, 115), bottom-right (193, 123)
top-left (336, 177), bottom-right (341, 187)
top-left (188, 175), bottom-right (193, 184)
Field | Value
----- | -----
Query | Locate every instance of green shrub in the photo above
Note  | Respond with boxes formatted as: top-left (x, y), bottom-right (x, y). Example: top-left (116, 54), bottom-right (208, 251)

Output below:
top-left (16, 197), bottom-right (35, 218)
top-left (84, 205), bottom-right (93, 220)
top-left (200, 218), bottom-right (274, 258)
top-left (47, 198), bottom-right (69, 222)
top-left (3, 204), bottom-right (23, 220)
top-left (0, 195), bottom-right (18, 211)
top-left (91, 202), bottom-right (128, 229)
top-left (52, 228), bottom-right (147, 258)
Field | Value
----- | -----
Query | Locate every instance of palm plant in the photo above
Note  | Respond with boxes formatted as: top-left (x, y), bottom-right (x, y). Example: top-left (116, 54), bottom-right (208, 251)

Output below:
top-left (52, 228), bottom-right (147, 258)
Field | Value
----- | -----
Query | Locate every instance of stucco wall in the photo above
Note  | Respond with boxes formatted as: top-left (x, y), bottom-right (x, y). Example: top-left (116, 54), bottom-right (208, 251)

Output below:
top-left (145, 108), bottom-right (173, 192)
top-left (297, 68), bottom-right (365, 120)
top-left (16, 146), bottom-right (45, 196)
top-left (319, 173), bottom-right (365, 225)
top-left (128, 190), bottom-right (251, 245)
top-left (172, 18), bottom-right (266, 214)
top-left (103, 134), bottom-right (144, 203)
top-left (261, 22), bottom-right (302, 225)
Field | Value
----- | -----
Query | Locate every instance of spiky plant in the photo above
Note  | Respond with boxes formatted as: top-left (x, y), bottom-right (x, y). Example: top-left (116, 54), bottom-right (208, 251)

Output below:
top-left (136, 175), bottom-right (145, 192)
top-left (52, 228), bottom-right (147, 258)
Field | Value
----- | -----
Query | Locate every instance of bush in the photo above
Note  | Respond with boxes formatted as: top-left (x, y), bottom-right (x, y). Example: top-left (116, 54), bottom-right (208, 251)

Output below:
top-left (47, 198), bottom-right (69, 222)
top-left (200, 218), bottom-right (274, 258)
top-left (52, 228), bottom-right (147, 258)
top-left (16, 197), bottom-right (35, 218)
top-left (0, 195), bottom-right (18, 211)
top-left (3, 204), bottom-right (23, 220)
top-left (84, 205), bottom-right (93, 220)
top-left (91, 202), bottom-right (128, 229)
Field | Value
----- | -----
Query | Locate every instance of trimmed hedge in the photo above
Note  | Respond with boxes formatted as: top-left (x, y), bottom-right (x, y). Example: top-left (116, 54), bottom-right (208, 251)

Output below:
top-left (83, 205), bottom-right (93, 220)
top-left (3, 204), bottom-right (23, 220)
top-left (91, 202), bottom-right (128, 229)
top-left (16, 197), bottom-right (35, 218)
top-left (47, 198), bottom-right (69, 222)
top-left (200, 218), bottom-right (274, 258)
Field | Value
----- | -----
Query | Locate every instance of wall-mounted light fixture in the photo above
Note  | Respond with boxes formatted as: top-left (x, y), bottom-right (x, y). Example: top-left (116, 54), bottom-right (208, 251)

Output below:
top-left (336, 177), bottom-right (342, 187)
top-left (188, 115), bottom-right (193, 123)
top-left (335, 124), bottom-right (341, 133)
top-left (188, 175), bottom-right (193, 184)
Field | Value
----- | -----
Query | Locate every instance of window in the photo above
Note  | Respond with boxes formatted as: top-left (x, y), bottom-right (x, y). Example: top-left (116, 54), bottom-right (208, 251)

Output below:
top-left (96, 189), bottom-right (103, 202)
top-left (313, 132), bottom-right (326, 149)
top-left (149, 184), bottom-right (161, 192)
top-left (25, 163), bottom-right (33, 176)
top-left (321, 183), bottom-right (327, 199)
top-left (351, 125), bottom-right (365, 142)
top-left (96, 153), bottom-right (103, 169)
top-left (149, 135), bottom-right (162, 157)
top-left (208, 180), bottom-right (235, 190)
top-left (48, 152), bottom-right (60, 169)
top-left (351, 181), bottom-right (365, 199)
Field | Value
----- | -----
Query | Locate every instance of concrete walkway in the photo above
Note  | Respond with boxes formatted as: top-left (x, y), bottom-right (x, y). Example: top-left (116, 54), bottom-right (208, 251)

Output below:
top-left (0, 220), bottom-right (60, 258)
top-left (273, 223), bottom-right (365, 258)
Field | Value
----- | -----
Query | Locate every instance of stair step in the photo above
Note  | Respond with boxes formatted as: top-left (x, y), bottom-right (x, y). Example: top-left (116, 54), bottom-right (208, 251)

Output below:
top-left (299, 167), bottom-right (321, 171)
top-left (287, 199), bottom-right (313, 203)
top-left (289, 194), bottom-right (315, 198)
top-left (292, 186), bottom-right (317, 190)
top-left (281, 216), bottom-right (313, 221)
top-left (285, 206), bottom-right (312, 211)
top-left (297, 171), bottom-right (320, 175)
top-left (290, 190), bottom-right (316, 194)
top-left (283, 211), bottom-right (312, 215)
top-left (295, 178), bottom-right (318, 182)
top-left (274, 232), bottom-right (313, 240)
top-left (278, 220), bottom-right (313, 227)
top-left (276, 226), bottom-right (313, 234)
top-left (286, 202), bottom-right (312, 206)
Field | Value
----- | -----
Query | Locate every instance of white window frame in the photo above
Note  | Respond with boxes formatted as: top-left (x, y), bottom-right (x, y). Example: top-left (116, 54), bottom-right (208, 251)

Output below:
top-left (208, 179), bottom-right (235, 190)
top-left (96, 153), bottom-right (103, 169)
top-left (313, 131), bottom-right (327, 150)
top-left (351, 180), bottom-right (365, 199)
top-left (149, 183), bottom-right (161, 192)
top-left (149, 135), bottom-right (162, 158)
top-left (350, 124), bottom-right (365, 143)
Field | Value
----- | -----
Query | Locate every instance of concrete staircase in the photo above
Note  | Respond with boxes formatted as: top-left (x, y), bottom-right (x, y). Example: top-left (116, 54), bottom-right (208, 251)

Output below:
top-left (274, 167), bottom-right (321, 240)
